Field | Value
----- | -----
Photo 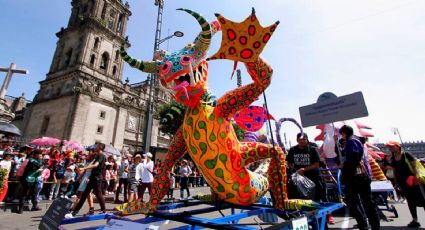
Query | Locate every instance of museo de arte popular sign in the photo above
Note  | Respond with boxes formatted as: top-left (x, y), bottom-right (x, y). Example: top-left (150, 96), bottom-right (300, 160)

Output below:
top-left (299, 91), bottom-right (369, 128)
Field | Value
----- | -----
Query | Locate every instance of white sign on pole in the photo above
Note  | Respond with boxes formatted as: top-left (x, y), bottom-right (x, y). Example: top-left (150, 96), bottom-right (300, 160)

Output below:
top-left (299, 91), bottom-right (368, 127)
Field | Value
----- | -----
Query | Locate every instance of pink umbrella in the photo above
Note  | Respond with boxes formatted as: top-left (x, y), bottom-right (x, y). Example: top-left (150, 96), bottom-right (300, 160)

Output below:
top-left (359, 129), bottom-right (374, 137)
top-left (64, 140), bottom-right (84, 152)
top-left (30, 136), bottom-right (61, 146)
top-left (355, 121), bottom-right (372, 129)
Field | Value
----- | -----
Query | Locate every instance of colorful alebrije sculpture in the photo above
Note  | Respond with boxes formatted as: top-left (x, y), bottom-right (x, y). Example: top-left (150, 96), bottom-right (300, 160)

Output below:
top-left (119, 8), bottom-right (304, 214)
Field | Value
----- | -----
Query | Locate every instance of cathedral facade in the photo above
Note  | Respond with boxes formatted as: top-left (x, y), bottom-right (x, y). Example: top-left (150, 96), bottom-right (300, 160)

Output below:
top-left (21, 0), bottom-right (171, 152)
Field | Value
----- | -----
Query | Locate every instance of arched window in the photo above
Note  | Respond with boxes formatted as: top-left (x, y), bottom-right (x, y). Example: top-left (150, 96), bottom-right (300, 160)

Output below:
top-left (112, 65), bottom-right (117, 76)
top-left (93, 37), bottom-right (100, 50)
top-left (116, 14), bottom-right (124, 33)
top-left (65, 48), bottom-right (73, 66)
top-left (101, 1), bottom-right (107, 20)
top-left (100, 52), bottom-right (109, 70)
top-left (40, 116), bottom-right (50, 135)
top-left (90, 54), bottom-right (96, 66)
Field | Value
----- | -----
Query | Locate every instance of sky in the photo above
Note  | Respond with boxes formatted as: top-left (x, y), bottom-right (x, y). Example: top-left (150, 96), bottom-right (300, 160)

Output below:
top-left (0, 0), bottom-right (423, 146)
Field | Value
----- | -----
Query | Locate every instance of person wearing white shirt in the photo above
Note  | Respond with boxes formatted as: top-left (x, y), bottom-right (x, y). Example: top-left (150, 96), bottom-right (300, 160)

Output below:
top-left (0, 152), bottom-right (13, 172)
top-left (138, 152), bottom-right (154, 202)
top-left (134, 158), bottom-right (144, 183)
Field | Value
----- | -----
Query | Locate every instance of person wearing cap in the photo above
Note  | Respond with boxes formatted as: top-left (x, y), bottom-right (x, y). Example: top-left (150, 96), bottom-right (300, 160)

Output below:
top-left (386, 140), bottom-right (425, 228)
top-left (139, 152), bottom-right (154, 202)
top-left (115, 153), bottom-right (131, 204)
top-left (18, 150), bottom-right (44, 213)
top-left (286, 133), bottom-right (323, 200)
top-left (340, 125), bottom-right (380, 230)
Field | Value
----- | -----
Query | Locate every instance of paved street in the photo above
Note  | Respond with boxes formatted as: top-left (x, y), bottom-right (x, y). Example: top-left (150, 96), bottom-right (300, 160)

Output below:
top-left (1, 186), bottom-right (425, 230)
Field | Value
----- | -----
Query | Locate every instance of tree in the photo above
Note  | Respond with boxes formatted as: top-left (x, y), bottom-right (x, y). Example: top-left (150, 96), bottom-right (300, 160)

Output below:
top-left (156, 100), bottom-right (186, 137)
top-left (156, 100), bottom-right (246, 141)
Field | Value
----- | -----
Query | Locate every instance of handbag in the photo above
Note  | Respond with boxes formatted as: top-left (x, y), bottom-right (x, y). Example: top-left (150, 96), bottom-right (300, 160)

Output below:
top-left (355, 159), bottom-right (368, 177)
top-left (26, 172), bottom-right (37, 183)
top-left (291, 172), bottom-right (316, 199)
top-left (385, 168), bottom-right (394, 179)
top-left (405, 153), bottom-right (425, 184)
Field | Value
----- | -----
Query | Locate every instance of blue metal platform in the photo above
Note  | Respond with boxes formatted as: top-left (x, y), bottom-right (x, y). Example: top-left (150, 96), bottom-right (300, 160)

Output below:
top-left (61, 200), bottom-right (343, 230)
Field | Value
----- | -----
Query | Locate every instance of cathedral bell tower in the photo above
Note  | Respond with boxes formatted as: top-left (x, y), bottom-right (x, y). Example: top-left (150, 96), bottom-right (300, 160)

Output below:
top-left (22, 0), bottom-right (138, 147)
top-left (48, 0), bottom-right (131, 81)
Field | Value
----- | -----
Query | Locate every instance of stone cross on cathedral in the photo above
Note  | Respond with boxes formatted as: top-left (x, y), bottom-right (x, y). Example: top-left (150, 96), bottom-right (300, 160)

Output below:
top-left (0, 63), bottom-right (28, 99)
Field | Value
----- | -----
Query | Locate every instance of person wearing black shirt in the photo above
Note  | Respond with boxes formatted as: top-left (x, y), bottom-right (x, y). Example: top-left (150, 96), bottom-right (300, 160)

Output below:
top-left (387, 140), bottom-right (425, 228)
top-left (18, 150), bottom-right (43, 214)
top-left (67, 143), bottom-right (106, 217)
top-left (286, 133), bottom-right (323, 201)
top-left (340, 125), bottom-right (379, 230)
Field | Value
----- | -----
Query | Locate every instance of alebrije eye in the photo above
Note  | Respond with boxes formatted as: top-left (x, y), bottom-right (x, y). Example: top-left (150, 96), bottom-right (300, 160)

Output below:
top-left (180, 55), bottom-right (193, 66)
top-left (159, 61), bottom-right (172, 76)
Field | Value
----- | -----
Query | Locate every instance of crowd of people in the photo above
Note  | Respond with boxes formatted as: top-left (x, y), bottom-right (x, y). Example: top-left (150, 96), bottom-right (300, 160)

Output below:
top-left (0, 124), bottom-right (424, 228)
top-left (0, 139), bottom-right (209, 217)
top-left (285, 125), bottom-right (424, 229)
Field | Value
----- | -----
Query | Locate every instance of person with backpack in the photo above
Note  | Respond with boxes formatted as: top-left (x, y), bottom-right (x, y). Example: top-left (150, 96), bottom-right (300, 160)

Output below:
top-left (18, 150), bottom-right (44, 213)
top-left (340, 125), bottom-right (380, 230)
top-left (386, 140), bottom-right (425, 228)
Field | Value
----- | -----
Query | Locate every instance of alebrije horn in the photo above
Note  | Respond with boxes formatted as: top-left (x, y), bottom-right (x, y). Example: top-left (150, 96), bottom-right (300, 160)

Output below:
top-left (177, 8), bottom-right (212, 54)
top-left (120, 45), bottom-right (159, 73)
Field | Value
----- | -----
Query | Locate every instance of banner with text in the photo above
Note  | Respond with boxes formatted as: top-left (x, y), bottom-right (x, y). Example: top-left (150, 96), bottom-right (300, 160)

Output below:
top-left (299, 91), bottom-right (368, 127)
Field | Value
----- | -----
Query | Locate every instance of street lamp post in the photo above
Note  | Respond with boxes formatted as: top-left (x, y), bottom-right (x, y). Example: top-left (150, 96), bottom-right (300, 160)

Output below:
top-left (391, 127), bottom-right (404, 148)
top-left (142, 0), bottom-right (183, 153)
